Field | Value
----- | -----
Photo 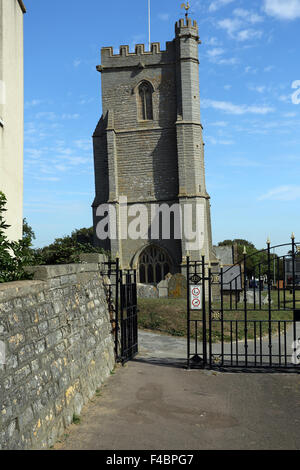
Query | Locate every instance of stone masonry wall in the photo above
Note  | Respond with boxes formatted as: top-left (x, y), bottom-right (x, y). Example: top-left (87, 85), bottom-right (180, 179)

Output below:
top-left (0, 263), bottom-right (115, 450)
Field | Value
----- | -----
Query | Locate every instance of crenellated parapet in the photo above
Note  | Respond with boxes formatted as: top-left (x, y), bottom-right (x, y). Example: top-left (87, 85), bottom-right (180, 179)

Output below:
top-left (175, 17), bottom-right (199, 41)
top-left (99, 41), bottom-right (176, 70)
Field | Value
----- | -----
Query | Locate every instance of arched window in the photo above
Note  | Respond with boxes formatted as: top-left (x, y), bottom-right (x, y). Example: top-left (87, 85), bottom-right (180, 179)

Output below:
top-left (138, 82), bottom-right (153, 121)
top-left (138, 245), bottom-right (172, 284)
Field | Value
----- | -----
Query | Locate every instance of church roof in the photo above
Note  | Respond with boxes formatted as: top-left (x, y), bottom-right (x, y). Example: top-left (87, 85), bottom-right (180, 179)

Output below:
top-left (18, 0), bottom-right (26, 13)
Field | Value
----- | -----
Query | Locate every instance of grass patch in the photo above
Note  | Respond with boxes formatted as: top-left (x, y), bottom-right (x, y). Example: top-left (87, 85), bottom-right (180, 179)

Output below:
top-left (138, 290), bottom-right (299, 343)
top-left (138, 298), bottom-right (187, 338)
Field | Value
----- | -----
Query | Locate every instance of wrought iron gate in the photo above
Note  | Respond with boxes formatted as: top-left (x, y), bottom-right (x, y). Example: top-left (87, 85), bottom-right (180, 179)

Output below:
top-left (102, 258), bottom-right (138, 364)
top-left (118, 267), bottom-right (138, 363)
top-left (187, 237), bottom-right (300, 370)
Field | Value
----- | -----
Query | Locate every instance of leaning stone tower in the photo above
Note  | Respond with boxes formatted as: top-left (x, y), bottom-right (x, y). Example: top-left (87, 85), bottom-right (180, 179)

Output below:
top-left (92, 16), bottom-right (217, 282)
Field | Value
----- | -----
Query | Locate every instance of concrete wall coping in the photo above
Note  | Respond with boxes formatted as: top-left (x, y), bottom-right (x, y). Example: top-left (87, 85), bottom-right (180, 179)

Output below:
top-left (25, 263), bottom-right (99, 280)
top-left (79, 253), bottom-right (108, 264)
top-left (0, 263), bottom-right (101, 302)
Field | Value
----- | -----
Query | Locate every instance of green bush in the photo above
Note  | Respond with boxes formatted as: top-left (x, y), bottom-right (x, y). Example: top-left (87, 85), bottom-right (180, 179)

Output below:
top-left (218, 239), bottom-right (282, 277)
top-left (31, 227), bottom-right (107, 265)
top-left (0, 192), bottom-right (34, 283)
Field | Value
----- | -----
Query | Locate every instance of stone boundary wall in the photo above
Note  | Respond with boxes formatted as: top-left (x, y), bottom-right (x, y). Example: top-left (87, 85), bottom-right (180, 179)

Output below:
top-left (0, 263), bottom-right (115, 450)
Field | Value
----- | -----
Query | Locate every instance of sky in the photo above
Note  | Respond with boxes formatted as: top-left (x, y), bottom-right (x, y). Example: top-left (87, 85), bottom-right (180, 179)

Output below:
top-left (23, 0), bottom-right (300, 250)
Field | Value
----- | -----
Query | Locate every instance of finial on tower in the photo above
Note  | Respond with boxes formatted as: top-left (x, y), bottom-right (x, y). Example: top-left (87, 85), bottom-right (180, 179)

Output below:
top-left (181, 1), bottom-right (190, 18)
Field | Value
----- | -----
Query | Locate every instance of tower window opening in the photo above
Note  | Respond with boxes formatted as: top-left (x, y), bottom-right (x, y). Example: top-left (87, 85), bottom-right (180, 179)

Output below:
top-left (138, 82), bottom-right (153, 120)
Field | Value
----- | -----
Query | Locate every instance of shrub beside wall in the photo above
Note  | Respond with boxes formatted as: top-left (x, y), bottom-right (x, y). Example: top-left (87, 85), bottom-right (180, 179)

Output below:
top-left (0, 263), bottom-right (115, 450)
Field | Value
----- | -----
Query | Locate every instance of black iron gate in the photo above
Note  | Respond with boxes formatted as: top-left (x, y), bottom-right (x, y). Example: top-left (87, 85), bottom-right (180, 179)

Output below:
top-left (102, 258), bottom-right (138, 364)
top-left (118, 267), bottom-right (138, 363)
top-left (187, 237), bottom-right (300, 371)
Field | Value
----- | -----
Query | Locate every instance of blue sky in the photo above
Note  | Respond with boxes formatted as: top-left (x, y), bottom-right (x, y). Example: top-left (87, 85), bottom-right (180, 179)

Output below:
top-left (23, 0), bottom-right (300, 249)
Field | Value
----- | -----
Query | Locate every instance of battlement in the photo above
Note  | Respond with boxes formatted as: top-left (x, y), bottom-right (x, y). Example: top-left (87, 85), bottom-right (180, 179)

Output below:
top-left (175, 17), bottom-right (198, 36)
top-left (101, 41), bottom-right (174, 59)
top-left (100, 40), bottom-right (175, 68)
top-left (99, 18), bottom-right (198, 70)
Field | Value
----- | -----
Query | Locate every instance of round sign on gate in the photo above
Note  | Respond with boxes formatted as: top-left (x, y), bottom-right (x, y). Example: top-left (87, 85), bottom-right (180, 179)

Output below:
top-left (192, 298), bottom-right (201, 308)
top-left (192, 287), bottom-right (200, 297)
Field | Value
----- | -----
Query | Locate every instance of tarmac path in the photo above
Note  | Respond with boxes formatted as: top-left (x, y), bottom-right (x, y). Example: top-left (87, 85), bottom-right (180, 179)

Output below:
top-left (56, 330), bottom-right (300, 450)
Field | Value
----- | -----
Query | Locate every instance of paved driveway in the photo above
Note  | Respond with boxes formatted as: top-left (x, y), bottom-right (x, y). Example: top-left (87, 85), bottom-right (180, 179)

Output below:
top-left (56, 330), bottom-right (300, 450)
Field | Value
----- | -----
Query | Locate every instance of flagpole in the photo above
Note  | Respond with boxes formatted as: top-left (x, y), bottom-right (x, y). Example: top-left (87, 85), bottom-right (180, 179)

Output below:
top-left (148, 0), bottom-right (151, 51)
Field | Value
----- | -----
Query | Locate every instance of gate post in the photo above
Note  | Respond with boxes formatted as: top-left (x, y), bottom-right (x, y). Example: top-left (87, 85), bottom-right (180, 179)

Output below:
top-left (291, 233), bottom-right (297, 349)
top-left (208, 263), bottom-right (212, 368)
top-left (187, 255), bottom-right (191, 369)
top-left (115, 257), bottom-right (120, 361)
top-left (202, 255), bottom-right (207, 366)
top-left (243, 248), bottom-right (248, 367)
top-left (119, 268), bottom-right (125, 362)
top-left (267, 239), bottom-right (272, 367)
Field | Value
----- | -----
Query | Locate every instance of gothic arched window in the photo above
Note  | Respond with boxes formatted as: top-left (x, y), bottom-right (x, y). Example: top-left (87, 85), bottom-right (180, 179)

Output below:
top-left (139, 245), bottom-right (172, 284)
top-left (138, 82), bottom-right (153, 121)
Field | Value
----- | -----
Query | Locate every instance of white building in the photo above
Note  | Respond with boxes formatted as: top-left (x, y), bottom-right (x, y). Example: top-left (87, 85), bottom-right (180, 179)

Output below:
top-left (0, 0), bottom-right (26, 241)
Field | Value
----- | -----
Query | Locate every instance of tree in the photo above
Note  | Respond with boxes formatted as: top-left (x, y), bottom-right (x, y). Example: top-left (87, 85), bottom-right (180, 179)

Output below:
top-left (71, 227), bottom-right (93, 245)
top-left (219, 239), bottom-right (255, 250)
top-left (31, 227), bottom-right (106, 265)
top-left (0, 192), bottom-right (34, 283)
top-left (23, 218), bottom-right (36, 245)
top-left (217, 239), bottom-right (281, 278)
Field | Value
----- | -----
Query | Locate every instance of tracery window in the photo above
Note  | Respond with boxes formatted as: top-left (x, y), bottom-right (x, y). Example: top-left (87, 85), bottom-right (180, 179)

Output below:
top-left (139, 245), bottom-right (171, 284)
top-left (138, 81), bottom-right (153, 120)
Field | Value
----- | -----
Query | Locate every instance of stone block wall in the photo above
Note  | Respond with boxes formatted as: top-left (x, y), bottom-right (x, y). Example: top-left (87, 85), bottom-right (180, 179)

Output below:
top-left (0, 263), bottom-right (115, 450)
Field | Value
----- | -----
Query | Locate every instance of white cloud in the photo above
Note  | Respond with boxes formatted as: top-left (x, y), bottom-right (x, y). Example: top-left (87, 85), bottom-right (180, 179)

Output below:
top-left (264, 65), bottom-right (275, 72)
top-left (35, 112), bottom-right (80, 121)
top-left (35, 112), bottom-right (57, 121)
top-left (245, 66), bottom-right (258, 74)
top-left (25, 99), bottom-right (43, 109)
top-left (227, 157), bottom-right (262, 167)
top-left (79, 97), bottom-right (94, 105)
top-left (210, 121), bottom-right (229, 127)
top-left (206, 136), bottom-right (234, 145)
top-left (158, 13), bottom-right (170, 21)
top-left (205, 37), bottom-right (222, 46)
top-left (34, 176), bottom-right (60, 182)
top-left (278, 94), bottom-right (292, 103)
top-left (206, 47), bottom-right (237, 65)
top-left (233, 8), bottom-right (264, 24)
top-left (248, 85), bottom-right (267, 93)
top-left (73, 59), bottom-right (81, 67)
top-left (236, 29), bottom-right (263, 41)
top-left (207, 47), bottom-right (225, 58)
top-left (258, 185), bottom-right (300, 201)
top-left (216, 57), bottom-right (238, 65)
top-left (218, 10), bottom-right (263, 41)
top-left (61, 113), bottom-right (80, 120)
top-left (202, 99), bottom-right (275, 115)
top-left (26, 148), bottom-right (44, 159)
top-left (75, 139), bottom-right (92, 151)
top-left (283, 112), bottom-right (297, 117)
top-left (263, 0), bottom-right (300, 20)
top-left (209, 0), bottom-right (235, 13)
top-left (218, 18), bottom-right (241, 35)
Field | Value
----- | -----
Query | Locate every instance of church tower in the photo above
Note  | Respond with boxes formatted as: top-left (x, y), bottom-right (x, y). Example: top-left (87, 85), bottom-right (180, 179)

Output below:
top-left (92, 15), bottom-right (217, 282)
